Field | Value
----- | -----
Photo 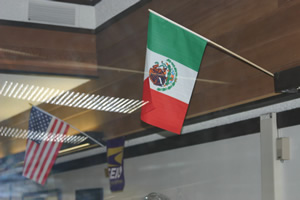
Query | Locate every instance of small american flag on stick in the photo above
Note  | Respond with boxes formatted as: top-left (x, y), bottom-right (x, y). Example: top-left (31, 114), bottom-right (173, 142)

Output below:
top-left (22, 106), bottom-right (69, 185)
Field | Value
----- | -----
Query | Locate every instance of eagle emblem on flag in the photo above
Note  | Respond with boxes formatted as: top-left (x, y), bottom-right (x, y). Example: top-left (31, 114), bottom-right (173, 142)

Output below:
top-left (149, 59), bottom-right (177, 91)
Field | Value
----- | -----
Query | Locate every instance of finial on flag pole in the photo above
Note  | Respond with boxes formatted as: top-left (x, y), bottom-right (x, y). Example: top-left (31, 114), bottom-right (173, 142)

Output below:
top-left (148, 9), bottom-right (274, 78)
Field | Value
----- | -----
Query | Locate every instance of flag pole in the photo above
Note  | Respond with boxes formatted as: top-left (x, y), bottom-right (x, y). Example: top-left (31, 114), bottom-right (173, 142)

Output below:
top-left (148, 9), bottom-right (274, 78)
top-left (29, 104), bottom-right (105, 147)
top-left (208, 41), bottom-right (274, 77)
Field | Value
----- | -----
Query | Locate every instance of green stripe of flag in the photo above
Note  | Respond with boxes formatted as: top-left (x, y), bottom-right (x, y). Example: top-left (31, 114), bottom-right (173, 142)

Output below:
top-left (147, 12), bottom-right (207, 72)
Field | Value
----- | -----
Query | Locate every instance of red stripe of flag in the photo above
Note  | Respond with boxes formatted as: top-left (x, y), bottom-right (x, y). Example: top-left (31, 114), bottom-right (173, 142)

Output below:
top-left (23, 119), bottom-right (58, 179)
top-left (141, 78), bottom-right (188, 134)
top-left (41, 124), bottom-right (69, 184)
top-left (30, 120), bottom-right (64, 180)
top-left (23, 140), bottom-right (35, 176)
top-left (23, 141), bottom-right (36, 177)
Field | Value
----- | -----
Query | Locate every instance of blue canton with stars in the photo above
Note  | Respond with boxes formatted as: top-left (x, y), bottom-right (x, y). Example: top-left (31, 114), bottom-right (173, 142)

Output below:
top-left (28, 107), bottom-right (53, 144)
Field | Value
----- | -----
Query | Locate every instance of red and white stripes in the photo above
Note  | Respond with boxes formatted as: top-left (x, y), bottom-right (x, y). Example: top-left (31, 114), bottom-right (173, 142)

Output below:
top-left (23, 119), bottom-right (69, 185)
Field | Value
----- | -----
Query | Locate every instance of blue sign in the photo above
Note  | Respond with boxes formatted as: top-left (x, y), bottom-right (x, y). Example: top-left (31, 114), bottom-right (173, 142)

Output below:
top-left (107, 137), bottom-right (125, 192)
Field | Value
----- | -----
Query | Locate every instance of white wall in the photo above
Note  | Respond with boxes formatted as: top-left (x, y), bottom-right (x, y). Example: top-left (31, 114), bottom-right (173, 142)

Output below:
top-left (0, 0), bottom-right (29, 21)
top-left (279, 125), bottom-right (300, 200)
top-left (0, 0), bottom-right (95, 29)
top-left (0, 133), bottom-right (261, 200)
top-left (4, 123), bottom-right (300, 200)
top-left (4, 133), bottom-right (259, 200)
top-left (104, 133), bottom-right (261, 200)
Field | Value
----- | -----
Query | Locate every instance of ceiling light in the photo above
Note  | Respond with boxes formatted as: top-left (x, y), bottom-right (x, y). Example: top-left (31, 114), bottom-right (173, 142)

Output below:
top-left (59, 143), bottom-right (90, 154)
top-left (0, 126), bottom-right (87, 144)
top-left (0, 81), bottom-right (148, 113)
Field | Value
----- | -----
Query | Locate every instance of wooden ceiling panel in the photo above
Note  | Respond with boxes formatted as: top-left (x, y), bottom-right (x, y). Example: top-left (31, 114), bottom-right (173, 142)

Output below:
top-left (0, 25), bottom-right (98, 77)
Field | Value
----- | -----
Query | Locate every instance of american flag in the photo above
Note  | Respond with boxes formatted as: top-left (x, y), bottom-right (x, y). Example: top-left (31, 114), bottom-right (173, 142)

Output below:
top-left (23, 106), bottom-right (69, 185)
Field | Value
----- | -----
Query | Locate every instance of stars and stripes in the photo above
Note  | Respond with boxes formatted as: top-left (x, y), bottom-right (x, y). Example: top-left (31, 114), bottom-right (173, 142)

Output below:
top-left (22, 106), bottom-right (69, 185)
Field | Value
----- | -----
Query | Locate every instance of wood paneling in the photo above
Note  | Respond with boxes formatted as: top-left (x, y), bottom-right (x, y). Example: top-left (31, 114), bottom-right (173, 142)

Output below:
top-left (0, 25), bottom-right (98, 77)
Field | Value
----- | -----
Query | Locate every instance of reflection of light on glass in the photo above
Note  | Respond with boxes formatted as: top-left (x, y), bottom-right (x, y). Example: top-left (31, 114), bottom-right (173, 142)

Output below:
top-left (69, 92), bottom-right (85, 107)
top-left (115, 99), bottom-right (133, 112)
top-left (51, 90), bottom-right (65, 104)
top-left (79, 94), bottom-right (94, 108)
top-left (88, 95), bottom-right (103, 109)
top-left (1, 127), bottom-right (7, 136)
top-left (110, 99), bottom-right (128, 112)
top-left (103, 98), bottom-right (119, 111)
top-left (5, 127), bottom-right (11, 136)
top-left (55, 91), bottom-right (69, 105)
top-left (13, 84), bottom-right (23, 98)
top-left (37, 88), bottom-right (49, 102)
top-left (32, 87), bottom-right (44, 101)
top-left (120, 99), bottom-right (138, 112)
top-left (0, 81), bottom-right (8, 95)
top-left (93, 96), bottom-right (108, 110)
top-left (0, 81), bottom-right (146, 113)
top-left (74, 93), bottom-right (89, 107)
top-left (0, 126), bottom-right (87, 144)
top-left (8, 83), bottom-right (18, 97)
top-left (3, 82), bottom-right (13, 96)
top-left (22, 85), bottom-right (34, 100)
top-left (59, 143), bottom-right (90, 154)
top-left (128, 101), bottom-right (148, 114)
top-left (83, 94), bottom-right (97, 108)
top-left (42, 88), bottom-right (54, 102)
top-left (98, 97), bottom-right (114, 110)
top-left (18, 84), bottom-right (29, 99)
top-left (65, 92), bottom-right (79, 106)
top-left (107, 98), bottom-right (125, 112)
top-left (27, 86), bottom-right (39, 100)
top-left (90, 96), bottom-right (104, 109)
top-left (61, 91), bottom-right (74, 105)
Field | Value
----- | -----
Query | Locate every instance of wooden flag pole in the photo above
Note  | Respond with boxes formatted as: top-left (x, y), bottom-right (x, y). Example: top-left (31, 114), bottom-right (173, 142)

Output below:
top-left (29, 104), bottom-right (105, 147)
top-left (208, 41), bottom-right (274, 77)
top-left (149, 9), bottom-right (274, 78)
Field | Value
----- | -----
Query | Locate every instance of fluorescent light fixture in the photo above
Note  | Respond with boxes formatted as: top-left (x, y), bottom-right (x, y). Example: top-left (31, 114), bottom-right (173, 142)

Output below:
top-left (0, 81), bottom-right (148, 113)
top-left (0, 81), bottom-right (8, 95)
top-left (58, 143), bottom-right (90, 154)
top-left (47, 89), bottom-right (60, 103)
top-left (22, 85), bottom-right (34, 100)
top-left (0, 126), bottom-right (87, 144)
top-left (65, 92), bottom-right (80, 106)
top-left (32, 87), bottom-right (44, 101)
top-left (60, 91), bottom-right (74, 105)
top-left (92, 96), bottom-right (108, 110)
top-left (13, 83), bottom-right (23, 98)
top-left (88, 95), bottom-right (103, 109)
top-left (55, 91), bottom-right (69, 105)
top-left (73, 93), bottom-right (89, 107)
top-left (37, 87), bottom-right (49, 102)
top-left (79, 94), bottom-right (94, 108)
top-left (69, 92), bottom-right (85, 106)
top-left (8, 83), bottom-right (18, 97)
top-left (3, 82), bottom-right (13, 96)
top-left (51, 90), bottom-right (65, 104)
top-left (42, 88), bottom-right (55, 102)
top-left (27, 86), bottom-right (39, 101)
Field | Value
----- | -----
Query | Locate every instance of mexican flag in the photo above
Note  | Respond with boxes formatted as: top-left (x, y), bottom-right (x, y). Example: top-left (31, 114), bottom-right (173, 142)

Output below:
top-left (141, 10), bottom-right (207, 134)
